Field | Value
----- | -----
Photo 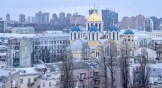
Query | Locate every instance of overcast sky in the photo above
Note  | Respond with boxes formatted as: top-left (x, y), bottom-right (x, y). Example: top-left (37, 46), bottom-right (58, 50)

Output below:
top-left (0, 0), bottom-right (161, 21)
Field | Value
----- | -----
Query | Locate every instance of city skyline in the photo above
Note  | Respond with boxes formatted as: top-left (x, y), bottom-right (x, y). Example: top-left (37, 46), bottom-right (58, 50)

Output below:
top-left (0, 0), bottom-right (161, 21)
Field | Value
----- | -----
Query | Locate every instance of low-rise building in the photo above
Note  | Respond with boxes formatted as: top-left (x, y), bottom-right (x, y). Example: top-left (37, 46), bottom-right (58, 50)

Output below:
top-left (0, 68), bottom-right (20, 88)
top-left (11, 27), bottom-right (35, 34)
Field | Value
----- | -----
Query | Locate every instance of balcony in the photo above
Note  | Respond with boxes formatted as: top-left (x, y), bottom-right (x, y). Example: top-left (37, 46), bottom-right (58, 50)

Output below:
top-left (79, 77), bottom-right (85, 81)
top-left (27, 82), bottom-right (34, 87)
top-left (93, 75), bottom-right (100, 80)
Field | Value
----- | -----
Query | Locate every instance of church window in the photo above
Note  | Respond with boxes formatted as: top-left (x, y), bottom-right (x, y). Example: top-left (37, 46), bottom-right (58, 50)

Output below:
top-left (117, 32), bottom-right (118, 40)
top-left (74, 33), bottom-right (76, 39)
top-left (97, 33), bottom-right (98, 40)
top-left (78, 33), bottom-right (80, 38)
top-left (99, 23), bottom-right (101, 31)
top-left (89, 33), bottom-right (90, 40)
top-left (113, 32), bottom-right (115, 40)
top-left (71, 33), bottom-right (72, 40)
top-left (95, 23), bottom-right (98, 27)
top-left (88, 23), bottom-right (90, 29)
top-left (92, 33), bottom-right (94, 40)
top-left (109, 32), bottom-right (111, 39)
top-left (91, 23), bottom-right (93, 26)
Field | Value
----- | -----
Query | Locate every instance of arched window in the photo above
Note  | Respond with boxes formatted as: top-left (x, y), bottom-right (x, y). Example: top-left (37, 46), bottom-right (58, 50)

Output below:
top-left (117, 32), bottom-right (118, 40)
top-left (113, 32), bottom-right (115, 40)
top-left (95, 23), bottom-right (98, 27)
top-left (92, 33), bottom-right (94, 40)
top-left (91, 23), bottom-right (93, 26)
top-left (78, 32), bottom-right (80, 38)
top-left (97, 33), bottom-right (98, 40)
top-left (89, 33), bottom-right (90, 40)
top-left (99, 23), bottom-right (101, 31)
top-left (88, 23), bottom-right (90, 29)
top-left (109, 32), bottom-right (111, 39)
top-left (71, 33), bottom-right (72, 40)
top-left (74, 33), bottom-right (76, 39)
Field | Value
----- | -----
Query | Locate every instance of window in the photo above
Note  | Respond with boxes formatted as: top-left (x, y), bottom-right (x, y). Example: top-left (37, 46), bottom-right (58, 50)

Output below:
top-left (90, 81), bottom-right (92, 85)
top-left (28, 78), bottom-right (31, 83)
top-left (49, 82), bottom-right (51, 87)
top-left (43, 82), bottom-right (45, 87)
top-left (99, 23), bottom-right (101, 31)
top-left (92, 33), bottom-right (94, 40)
top-left (74, 33), bottom-right (76, 39)
top-left (20, 79), bottom-right (23, 83)
top-left (113, 32), bottom-right (115, 40)
top-left (71, 33), bottom-right (72, 40)
top-left (34, 78), bottom-right (37, 82)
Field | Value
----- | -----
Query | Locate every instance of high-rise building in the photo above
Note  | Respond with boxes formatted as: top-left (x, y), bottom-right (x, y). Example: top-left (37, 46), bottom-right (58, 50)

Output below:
top-left (150, 16), bottom-right (160, 30)
top-left (19, 14), bottom-right (26, 23)
top-left (6, 14), bottom-right (10, 21)
top-left (102, 9), bottom-right (118, 30)
top-left (66, 13), bottom-right (72, 26)
top-left (120, 15), bottom-right (145, 30)
top-left (144, 18), bottom-right (154, 32)
top-left (0, 20), bottom-right (7, 33)
top-left (35, 11), bottom-right (49, 24)
top-left (120, 16), bottom-right (130, 29)
top-left (136, 15), bottom-right (145, 30)
top-left (50, 13), bottom-right (59, 25)
top-left (89, 9), bottom-right (98, 15)
top-left (59, 12), bottom-right (66, 26)
top-left (70, 13), bottom-right (86, 26)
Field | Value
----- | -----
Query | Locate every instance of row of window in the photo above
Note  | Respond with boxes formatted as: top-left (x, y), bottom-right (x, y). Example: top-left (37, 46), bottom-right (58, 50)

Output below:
top-left (35, 45), bottom-right (68, 50)
top-left (34, 40), bottom-right (69, 45)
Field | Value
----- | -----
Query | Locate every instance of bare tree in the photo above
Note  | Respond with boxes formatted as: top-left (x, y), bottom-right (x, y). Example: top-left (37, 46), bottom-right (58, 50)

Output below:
top-left (82, 42), bottom-right (90, 60)
top-left (61, 48), bottom-right (74, 88)
top-left (133, 48), bottom-right (149, 88)
top-left (106, 41), bottom-right (117, 88)
top-left (120, 43), bottom-right (130, 88)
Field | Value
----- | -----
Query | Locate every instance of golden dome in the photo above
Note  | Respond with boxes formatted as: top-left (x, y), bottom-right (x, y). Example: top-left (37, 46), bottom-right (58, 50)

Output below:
top-left (87, 11), bottom-right (102, 22)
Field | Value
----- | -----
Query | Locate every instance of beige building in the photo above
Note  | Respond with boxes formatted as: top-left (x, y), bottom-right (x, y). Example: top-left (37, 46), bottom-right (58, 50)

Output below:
top-left (0, 68), bottom-right (20, 88)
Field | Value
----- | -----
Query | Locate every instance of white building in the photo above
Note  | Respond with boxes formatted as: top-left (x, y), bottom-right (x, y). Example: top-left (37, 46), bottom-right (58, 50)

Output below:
top-left (0, 68), bottom-right (20, 88)
top-left (134, 47), bottom-right (157, 60)
top-left (16, 64), bottom-right (46, 88)
top-left (0, 31), bottom-right (69, 67)
top-left (11, 27), bottom-right (35, 34)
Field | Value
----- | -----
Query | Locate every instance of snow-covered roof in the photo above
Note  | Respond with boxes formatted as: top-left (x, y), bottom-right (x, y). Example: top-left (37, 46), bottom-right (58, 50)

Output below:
top-left (0, 32), bottom-right (69, 39)
top-left (16, 67), bottom-right (43, 76)
top-left (148, 63), bottom-right (162, 68)
top-left (0, 68), bottom-right (18, 77)
top-left (0, 45), bottom-right (9, 50)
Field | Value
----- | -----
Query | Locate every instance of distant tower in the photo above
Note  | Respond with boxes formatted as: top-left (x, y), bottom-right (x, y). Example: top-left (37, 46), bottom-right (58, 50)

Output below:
top-left (59, 12), bottom-right (66, 26)
top-left (6, 14), bottom-right (10, 21)
top-left (144, 18), bottom-right (154, 32)
top-left (102, 9), bottom-right (118, 31)
top-left (19, 14), bottom-right (26, 23)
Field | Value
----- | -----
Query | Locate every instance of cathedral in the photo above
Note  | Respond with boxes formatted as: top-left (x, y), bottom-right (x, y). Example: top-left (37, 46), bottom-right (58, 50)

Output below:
top-left (68, 10), bottom-right (136, 61)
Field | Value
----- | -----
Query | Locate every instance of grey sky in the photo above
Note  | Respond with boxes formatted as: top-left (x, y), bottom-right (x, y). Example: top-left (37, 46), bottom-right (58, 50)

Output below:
top-left (0, 0), bottom-right (161, 21)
